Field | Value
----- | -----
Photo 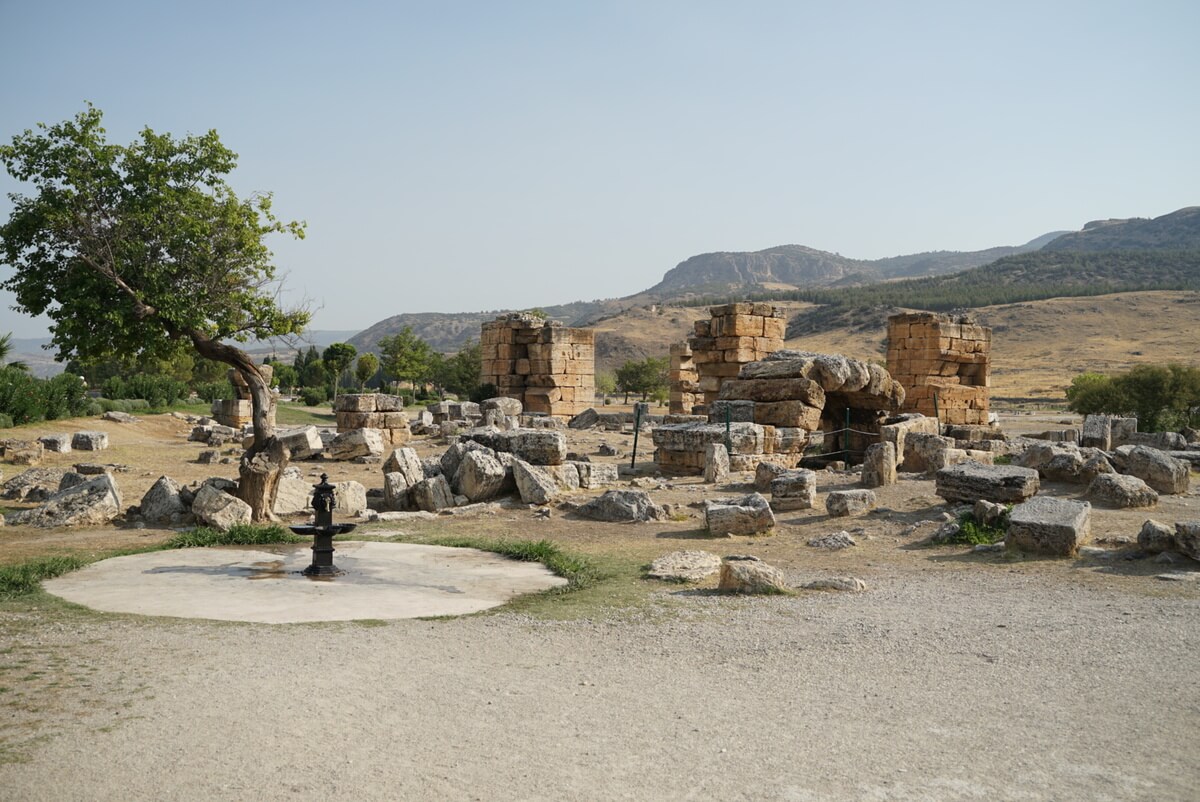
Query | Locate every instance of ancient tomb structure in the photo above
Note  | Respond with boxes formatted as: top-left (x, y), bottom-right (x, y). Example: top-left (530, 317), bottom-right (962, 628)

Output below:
top-left (479, 314), bottom-right (595, 417)
top-left (211, 366), bottom-right (276, 430)
top-left (886, 312), bottom-right (991, 426)
top-left (334, 393), bottom-right (412, 444)
top-left (670, 303), bottom-right (788, 414)
top-left (653, 351), bottom-right (906, 474)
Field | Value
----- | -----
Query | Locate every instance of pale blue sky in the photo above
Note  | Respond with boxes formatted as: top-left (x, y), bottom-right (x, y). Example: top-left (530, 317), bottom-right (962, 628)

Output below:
top-left (1, 0), bottom-right (1197, 339)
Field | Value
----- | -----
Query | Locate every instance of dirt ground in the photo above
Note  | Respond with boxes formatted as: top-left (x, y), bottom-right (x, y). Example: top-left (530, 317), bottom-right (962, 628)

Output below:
top-left (1, 411), bottom-right (1199, 800)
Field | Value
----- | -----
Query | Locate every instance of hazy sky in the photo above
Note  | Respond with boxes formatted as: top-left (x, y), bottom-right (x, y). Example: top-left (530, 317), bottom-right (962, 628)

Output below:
top-left (1, 0), bottom-right (1196, 339)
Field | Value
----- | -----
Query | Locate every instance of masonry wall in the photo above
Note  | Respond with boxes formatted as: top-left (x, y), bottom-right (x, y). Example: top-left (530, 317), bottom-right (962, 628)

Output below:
top-left (886, 312), bottom-right (991, 426)
top-left (671, 303), bottom-right (787, 414)
top-left (479, 314), bottom-right (596, 417)
top-left (668, 343), bottom-right (699, 414)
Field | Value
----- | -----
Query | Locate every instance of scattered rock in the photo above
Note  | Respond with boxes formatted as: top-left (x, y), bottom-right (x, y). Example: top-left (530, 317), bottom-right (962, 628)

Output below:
top-left (808, 531), bottom-right (856, 549)
top-left (101, 410), bottom-right (137, 424)
top-left (647, 550), bottom-right (722, 582)
top-left (1174, 522), bottom-right (1200, 562)
top-left (1119, 446), bottom-right (1190, 495)
top-left (825, 489), bottom-right (877, 518)
top-left (456, 451), bottom-right (507, 503)
top-left (37, 434), bottom-right (72, 454)
top-left (576, 489), bottom-right (665, 523)
top-left (191, 483), bottom-right (252, 530)
top-left (935, 463), bottom-right (1040, 505)
top-left (1006, 497), bottom-right (1091, 557)
top-left (412, 475), bottom-right (455, 512)
top-left (973, 499), bottom-right (1007, 527)
top-left (703, 443), bottom-right (730, 484)
top-left (754, 461), bottom-right (789, 492)
top-left (1086, 473), bottom-right (1158, 509)
top-left (327, 428), bottom-right (385, 461)
top-left (198, 449), bottom-right (221, 464)
top-left (718, 556), bottom-right (790, 594)
top-left (1, 467), bottom-right (66, 502)
top-left (769, 469), bottom-right (817, 511)
top-left (574, 462), bottom-right (618, 489)
top-left (8, 474), bottom-right (123, 528)
top-left (598, 443), bottom-right (619, 457)
top-left (71, 431), bottom-right (109, 451)
top-left (278, 426), bottom-right (325, 460)
top-left (802, 576), bottom-right (867, 592)
top-left (706, 493), bottom-right (776, 536)
top-left (273, 476), bottom-right (314, 516)
top-left (512, 459), bottom-right (560, 505)
top-left (139, 476), bottom-right (187, 524)
top-left (861, 442), bottom-right (897, 488)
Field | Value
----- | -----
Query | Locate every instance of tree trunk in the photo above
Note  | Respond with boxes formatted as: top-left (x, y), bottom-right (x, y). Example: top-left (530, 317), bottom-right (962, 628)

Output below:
top-left (189, 332), bottom-right (288, 522)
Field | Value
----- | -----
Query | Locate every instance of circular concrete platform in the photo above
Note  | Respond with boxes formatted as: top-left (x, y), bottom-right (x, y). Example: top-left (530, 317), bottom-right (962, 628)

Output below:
top-left (43, 541), bottom-right (568, 624)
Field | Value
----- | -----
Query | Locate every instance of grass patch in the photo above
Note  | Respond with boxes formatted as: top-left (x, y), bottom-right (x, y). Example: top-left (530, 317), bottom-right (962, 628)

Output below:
top-left (162, 524), bottom-right (302, 549)
top-left (0, 557), bottom-right (89, 600)
top-left (420, 536), bottom-right (605, 592)
top-left (942, 511), bottom-right (1008, 546)
top-left (275, 402), bottom-right (336, 426)
top-left (993, 454), bottom-right (1013, 465)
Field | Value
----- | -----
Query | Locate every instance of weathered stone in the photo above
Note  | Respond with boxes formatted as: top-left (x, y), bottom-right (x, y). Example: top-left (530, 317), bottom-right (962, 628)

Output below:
top-left (1174, 522), bottom-right (1200, 562)
top-left (198, 449), bottom-right (221, 464)
top-left (71, 431), bottom-right (109, 451)
top-left (383, 446), bottom-right (425, 486)
top-left (0, 467), bottom-right (66, 502)
top-left (382, 472), bottom-right (415, 511)
top-left (717, 556), bottom-right (790, 594)
top-left (769, 469), bottom-right (817, 511)
top-left (935, 463), bottom-right (1040, 504)
top-left (139, 476), bottom-right (187, 523)
top-left (2, 439), bottom-right (44, 465)
top-left (1120, 446), bottom-right (1190, 495)
top-left (101, 410), bottom-right (137, 424)
top-left (901, 433), bottom-right (956, 473)
top-left (704, 443), bottom-right (730, 483)
top-left (1041, 450), bottom-right (1086, 483)
top-left (332, 481), bottom-right (367, 516)
top-left (1081, 414), bottom-right (1116, 450)
top-left (480, 396), bottom-right (523, 417)
top-left (37, 434), bottom-right (72, 453)
top-left (1138, 519), bottom-right (1175, 553)
top-left (9, 474), bottom-right (123, 528)
top-left (459, 428), bottom-right (567, 466)
top-left (706, 493), bottom-right (776, 535)
top-left (542, 463), bottom-right (581, 491)
top-left (191, 484), bottom-right (252, 530)
top-left (825, 489), bottom-right (877, 517)
top-left (327, 428), bottom-right (385, 461)
top-left (412, 475), bottom-right (455, 512)
top-left (279, 426), bottom-right (324, 460)
top-left (334, 394), bottom-right (377, 413)
top-left (973, 499), bottom-right (1007, 527)
top-left (1006, 497), bottom-right (1091, 556)
top-left (803, 576), bottom-right (867, 592)
top-left (754, 461), bottom-right (790, 492)
top-left (707, 399), bottom-right (756, 423)
top-left (273, 476), bottom-right (314, 516)
top-left (567, 408), bottom-right (600, 430)
top-left (574, 462), bottom-right (618, 489)
top-left (58, 472), bottom-right (87, 491)
top-left (456, 451), bottom-right (507, 502)
top-left (808, 531), bottom-right (856, 549)
top-left (647, 550), bottom-right (722, 582)
top-left (861, 441), bottom-right (896, 488)
top-left (512, 459), bottom-right (559, 505)
top-left (576, 489), bottom-right (665, 523)
top-left (880, 413), bottom-right (940, 469)
top-left (1124, 431), bottom-right (1188, 450)
top-left (374, 394), bottom-right (407, 412)
top-left (1087, 473), bottom-right (1158, 509)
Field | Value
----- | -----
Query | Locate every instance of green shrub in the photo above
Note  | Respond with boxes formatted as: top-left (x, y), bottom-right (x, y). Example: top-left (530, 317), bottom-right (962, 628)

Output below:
top-left (0, 412), bottom-right (13, 428)
top-left (102, 374), bottom-right (189, 408)
top-left (469, 382), bottom-right (498, 404)
top-left (0, 368), bottom-right (89, 425)
top-left (194, 381), bottom-right (234, 402)
top-left (164, 524), bottom-right (302, 549)
top-left (943, 511), bottom-right (1009, 545)
top-left (299, 386), bottom-right (328, 406)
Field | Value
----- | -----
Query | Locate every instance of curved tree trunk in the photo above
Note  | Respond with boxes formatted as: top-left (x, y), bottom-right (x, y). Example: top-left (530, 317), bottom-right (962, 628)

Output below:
top-left (189, 332), bottom-right (289, 522)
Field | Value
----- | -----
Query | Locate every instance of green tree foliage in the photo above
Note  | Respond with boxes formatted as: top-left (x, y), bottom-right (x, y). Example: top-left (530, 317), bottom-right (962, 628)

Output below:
top-left (0, 370), bottom-right (89, 425)
top-left (321, 342), bottom-right (357, 396)
top-left (263, 359), bottom-right (298, 392)
top-left (355, 352), bottom-right (379, 389)
top-left (0, 332), bottom-right (28, 371)
top-left (379, 326), bottom-right (434, 389)
top-left (0, 106), bottom-right (308, 520)
top-left (594, 371), bottom-right (617, 397)
top-left (615, 357), bottom-right (669, 402)
top-left (429, 339), bottom-right (481, 399)
top-left (1066, 365), bottom-right (1200, 432)
top-left (102, 374), bottom-right (189, 408)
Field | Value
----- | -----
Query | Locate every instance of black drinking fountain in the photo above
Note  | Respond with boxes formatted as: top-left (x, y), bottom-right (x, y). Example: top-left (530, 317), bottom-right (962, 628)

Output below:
top-left (289, 473), bottom-right (356, 577)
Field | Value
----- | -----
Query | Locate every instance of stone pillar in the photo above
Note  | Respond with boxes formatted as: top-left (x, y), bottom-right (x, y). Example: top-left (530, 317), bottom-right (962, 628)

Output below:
top-left (886, 312), bottom-right (991, 426)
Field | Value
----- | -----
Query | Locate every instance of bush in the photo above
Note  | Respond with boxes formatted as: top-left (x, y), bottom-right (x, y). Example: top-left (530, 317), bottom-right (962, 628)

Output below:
top-left (299, 386), bottom-right (328, 406)
top-left (0, 368), bottom-right (89, 425)
top-left (194, 381), bottom-right (234, 402)
top-left (469, 382), bottom-right (498, 404)
top-left (102, 374), bottom-right (189, 408)
top-left (0, 412), bottom-right (13, 429)
top-left (1066, 364), bottom-right (1200, 432)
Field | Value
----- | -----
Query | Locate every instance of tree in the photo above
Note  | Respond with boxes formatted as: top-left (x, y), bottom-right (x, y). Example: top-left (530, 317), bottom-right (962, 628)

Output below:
top-left (594, 371), bottom-right (616, 400)
top-left (1066, 364), bottom-right (1200, 432)
top-left (379, 326), bottom-right (433, 389)
top-left (0, 106), bottom-right (308, 520)
top-left (431, 338), bottom-right (481, 399)
top-left (0, 332), bottom-right (28, 371)
top-left (354, 352), bottom-right (379, 390)
top-left (322, 342), bottom-right (357, 398)
top-left (615, 357), bottom-right (668, 402)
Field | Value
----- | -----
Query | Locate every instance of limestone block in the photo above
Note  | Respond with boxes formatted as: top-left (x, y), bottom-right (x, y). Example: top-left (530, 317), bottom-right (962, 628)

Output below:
top-left (512, 459), bottom-right (559, 505)
top-left (191, 483), bottom-right (252, 530)
top-left (456, 451), bottom-right (507, 502)
top-left (273, 476), bottom-right (314, 516)
top-left (279, 426), bottom-right (324, 460)
top-left (383, 447), bottom-right (425, 486)
top-left (9, 473), bottom-right (123, 528)
top-left (412, 475), bottom-right (455, 512)
top-left (38, 435), bottom-right (72, 454)
top-left (1086, 473), bottom-right (1158, 509)
top-left (861, 442), bottom-right (897, 488)
top-left (327, 428), bottom-right (385, 461)
top-left (374, 394), bottom-right (407, 412)
top-left (770, 469), bottom-right (817, 511)
top-left (140, 476), bottom-right (187, 523)
top-left (935, 463), bottom-right (1040, 504)
top-left (1172, 522), bottom-right (1200, 561)
top-left (718, 556), bottom-right (790, 594)
top-left (334, 394), bottom-right (377, 413)
top-left (481, 396), bottom-right (523, 416)
top-left (577, 489), bottom-right (665, 522)
top-left (1007, 497), bottom-right (1091, 556)
top-left (755, 461), bottom-right (790, 492)
top-left (706, 493), bottom-right (776, 535)
top-left (71, 431), bottom-right (109, 451)
top-left (707, 400), bottom-right (756, 423)
top-left (574, 462), bottom-right (618, 489)
top-left (1120, 446), bottom-right (1190, 494)
top-left (717, 377), bottom-right (825, 406)
top-left (1, 467), bottom-right (67, 502)
top-left (825, 489), bottom-right (876, 517)
top-left (647, 550), bottom-right (721, 582)
top-left (704, 443), bottom-right (730, 483)
top-left (542, 463), bottom-right (581, 491)
top-left (902, 433), bottom-right (956, 473)
top-left (752, 400), bottom-right (823, 429)
top-left (1137, 519), bottom-right (1175, 553)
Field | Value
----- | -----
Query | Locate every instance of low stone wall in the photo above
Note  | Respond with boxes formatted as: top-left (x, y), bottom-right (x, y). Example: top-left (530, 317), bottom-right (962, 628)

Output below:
top-left (334, 394), bottom-right (411, 445)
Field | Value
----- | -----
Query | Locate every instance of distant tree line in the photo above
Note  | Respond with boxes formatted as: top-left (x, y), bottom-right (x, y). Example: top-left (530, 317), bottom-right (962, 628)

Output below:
top-left (1066, 364), bottom-right (1200, 433)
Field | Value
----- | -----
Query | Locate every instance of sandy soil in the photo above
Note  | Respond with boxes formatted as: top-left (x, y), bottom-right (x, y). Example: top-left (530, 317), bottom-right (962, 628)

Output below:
top-left (2, 411), bottom-right (1199, 800)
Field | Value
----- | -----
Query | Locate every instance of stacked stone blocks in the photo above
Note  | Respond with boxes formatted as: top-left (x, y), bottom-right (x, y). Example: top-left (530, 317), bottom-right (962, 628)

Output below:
top-left (886, 312), bottom-right (991, 426)
top-left (678, 303), bottom-right (787, 414)
top-left (479, 314), bottom-right (595, 417)
top-left (334, 393), bottom-right (411, 445)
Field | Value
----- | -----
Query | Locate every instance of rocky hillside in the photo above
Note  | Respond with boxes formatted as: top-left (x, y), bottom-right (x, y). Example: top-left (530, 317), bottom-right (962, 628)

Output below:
top-left (1042, 207), bottom-right (1200, 252)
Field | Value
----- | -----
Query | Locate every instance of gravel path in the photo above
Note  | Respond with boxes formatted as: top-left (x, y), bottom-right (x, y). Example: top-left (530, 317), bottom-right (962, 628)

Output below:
top-left (3, 568), bottom-right (1197, 801)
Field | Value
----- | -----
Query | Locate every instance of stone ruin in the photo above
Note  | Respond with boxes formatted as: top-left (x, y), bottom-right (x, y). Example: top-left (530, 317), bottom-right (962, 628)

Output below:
top-left (653, 351), bottom-right (906, 475)
top-left (211, 366), bottom-right (277, 430)
top-left (479, 314), bottom-right (595, 418)
top-left (333, 393), bottom-right (412, 445)
top-left (886, 312), bottom-right (991, 426)
top-left (669, 303), bottom-right (787, 414)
